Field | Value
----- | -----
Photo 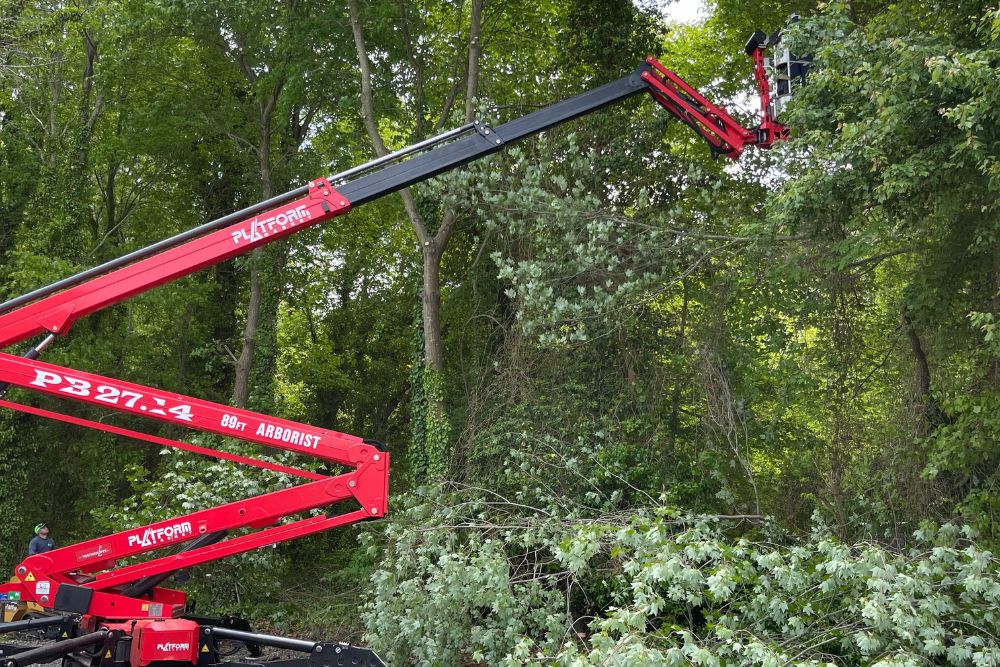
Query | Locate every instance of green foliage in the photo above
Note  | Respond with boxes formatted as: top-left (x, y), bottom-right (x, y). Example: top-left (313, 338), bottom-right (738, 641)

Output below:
top-left (421, 367), bottom-right (450, 480)
top-left (0, 412), bottom-right (33, 570)
top-left (365, 491), bottom-right (1000, 666)
top-left (459, 133), bottom-right (690, 346)
top-left (409, 301), bottom-right (452, 481)
top-left (768, 0), bottom-right (1000, 532)
top-left (409, 309), bottom-right (431, 478)
top-left (1, 0), bottom-right (999, 660)
top-left (362, 489), bottom-right (567, 665)
top-left (525, 516), bottom-right (1000, 666)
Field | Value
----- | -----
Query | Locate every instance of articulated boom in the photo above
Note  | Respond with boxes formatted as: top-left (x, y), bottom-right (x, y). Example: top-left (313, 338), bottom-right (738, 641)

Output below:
top-left (0, 178), bottom-right (386, 622)
top-left (0, 37), bottom-right (802, 667)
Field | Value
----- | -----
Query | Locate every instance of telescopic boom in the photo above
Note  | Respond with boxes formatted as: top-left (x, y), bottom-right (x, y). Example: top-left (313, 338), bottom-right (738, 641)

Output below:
top-left (0, 35), bottom-right (802, 667)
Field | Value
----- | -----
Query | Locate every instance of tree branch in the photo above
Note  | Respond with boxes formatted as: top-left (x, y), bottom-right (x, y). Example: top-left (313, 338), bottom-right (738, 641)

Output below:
top-left (842, 247), bottom-right (915, 270)
top-left (347, 0), bottom-right (429, 245)
top-left (397, 0), bottom-right (427, 138)
top-left (463, 0), bottom-right (483, 122)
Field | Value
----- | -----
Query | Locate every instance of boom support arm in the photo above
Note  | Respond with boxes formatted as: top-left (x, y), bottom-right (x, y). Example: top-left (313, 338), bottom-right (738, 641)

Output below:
top-left (0, 53), bottom-right (787, 346)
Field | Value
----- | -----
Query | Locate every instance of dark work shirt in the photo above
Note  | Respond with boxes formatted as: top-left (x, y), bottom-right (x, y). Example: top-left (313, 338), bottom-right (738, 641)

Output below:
top-left (28, 536), bottom-right (54, 555)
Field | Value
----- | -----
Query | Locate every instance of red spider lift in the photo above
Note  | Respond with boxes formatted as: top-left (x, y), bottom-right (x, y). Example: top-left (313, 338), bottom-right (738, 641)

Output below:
top-left (0, 29), bottom-right (801, 667)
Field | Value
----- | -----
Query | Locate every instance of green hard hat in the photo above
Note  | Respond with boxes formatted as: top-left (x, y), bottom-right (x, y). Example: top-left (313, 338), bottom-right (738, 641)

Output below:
top-left (33, 523), bottom-right (47, 535)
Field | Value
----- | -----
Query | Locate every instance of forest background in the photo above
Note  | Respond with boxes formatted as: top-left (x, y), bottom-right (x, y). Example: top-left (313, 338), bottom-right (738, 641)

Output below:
top-left (1, 0), bottom-right (999, 664)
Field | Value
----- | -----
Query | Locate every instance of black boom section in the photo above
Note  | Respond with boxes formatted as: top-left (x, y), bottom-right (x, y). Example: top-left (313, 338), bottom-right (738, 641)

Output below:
top-left (336, 66), bottom-right (652, 207)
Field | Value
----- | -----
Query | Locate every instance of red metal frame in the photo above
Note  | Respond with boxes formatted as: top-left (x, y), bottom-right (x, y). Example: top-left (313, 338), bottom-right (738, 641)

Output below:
top-left (0, 178), bottom-right (388, 620)
top-left (750, 48), bottom-right (790, 147)
top-left (641, 49), bottom-right (788, 157)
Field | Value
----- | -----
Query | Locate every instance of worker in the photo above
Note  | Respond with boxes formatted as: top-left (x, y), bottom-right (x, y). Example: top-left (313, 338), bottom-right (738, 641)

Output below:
top-left (28, 523), bottom-right (54, 555)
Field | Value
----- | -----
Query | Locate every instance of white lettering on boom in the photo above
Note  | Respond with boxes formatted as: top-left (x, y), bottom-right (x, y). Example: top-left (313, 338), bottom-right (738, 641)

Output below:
top-left (255, 422), bottom-right (321, 449)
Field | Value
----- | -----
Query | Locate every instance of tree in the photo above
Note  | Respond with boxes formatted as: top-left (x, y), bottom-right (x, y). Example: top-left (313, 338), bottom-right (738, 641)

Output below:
top-left (767, 0), bottom-right (999, 533)
top-left (162, 0), bottom-right (356, 410)
top-left (346, 0), bottom-right (485, 479)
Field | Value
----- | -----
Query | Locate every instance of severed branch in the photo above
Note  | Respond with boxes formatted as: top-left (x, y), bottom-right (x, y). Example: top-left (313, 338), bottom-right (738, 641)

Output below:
top-left (842, 246), bottom-right (915, 271)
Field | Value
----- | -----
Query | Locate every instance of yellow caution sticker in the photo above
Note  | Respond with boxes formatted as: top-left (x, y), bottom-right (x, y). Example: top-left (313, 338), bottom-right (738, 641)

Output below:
top-left (24, 572), bottom-right (35, 582)
top-left (61, 631), bottom-right (68, 637)
top-left (201, 645), bottom-right (209, 654)
top-left (104, 650), bottom-right (112, 659)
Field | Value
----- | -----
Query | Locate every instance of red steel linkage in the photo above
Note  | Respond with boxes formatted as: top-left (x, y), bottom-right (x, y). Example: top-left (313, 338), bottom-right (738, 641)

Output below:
top-left (751, 47), bottom-right (790, 147)
top-left (641, 54), bottom-right (788, 157)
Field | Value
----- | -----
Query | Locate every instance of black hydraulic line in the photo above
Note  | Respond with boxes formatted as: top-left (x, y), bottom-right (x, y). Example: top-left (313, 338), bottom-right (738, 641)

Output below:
top-left (337, 66), bottom-right (652, 206)
top-left (120, 530), bottom-right (227, 599)
top-left (0, 616), bottom-right (71, 634)
top-left (20, 334), bottom-right (55, 361)
top-left (207, 627), bottom-right (315, 653)
top-left (0, 333), bottom-right (56, 398)
top-left (0, 629), bottom-right (107, 667)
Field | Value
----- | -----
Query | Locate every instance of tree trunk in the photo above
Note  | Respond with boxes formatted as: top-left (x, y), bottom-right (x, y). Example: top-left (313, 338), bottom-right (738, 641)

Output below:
top-left (993, 254), bottom-right (1000, 388)
top-left (901, 311), bottom-right (947, 432)
top-left (232, 254), bottom-right (263, 408)
top-left (422, 242), bottom-right (445, 371)
top-left (901, 312), bottom-right (930, 398)
top-left (668, 278), bottom-right (689, 449)
top-left (232, 78), bottom-right (283, 409)
top-left (348, 0), bottom-right (483, 475)
top-left (464, 0), bottom-right (483, 121)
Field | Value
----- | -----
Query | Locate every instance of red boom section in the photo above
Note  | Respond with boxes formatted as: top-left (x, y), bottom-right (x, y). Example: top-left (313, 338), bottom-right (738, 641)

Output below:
top-left (0, 353), bottom-right (371, 467)
top-left (0, 352), bottom-right (388, 618)
top-left (0, 397), bottom-right (326, 479)
top-left (0, 179), bottom-right (349, 349)
top-left (4, 479), bottom-right (376, 619)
